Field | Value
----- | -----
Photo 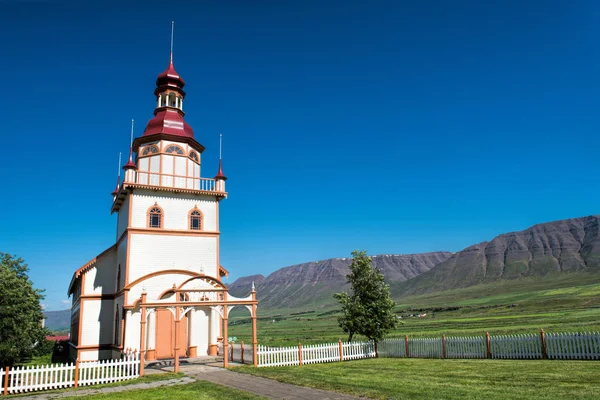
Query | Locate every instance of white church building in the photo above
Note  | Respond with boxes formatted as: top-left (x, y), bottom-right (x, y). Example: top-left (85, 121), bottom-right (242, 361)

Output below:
top-left (67, 45), bottom-right (258, 368)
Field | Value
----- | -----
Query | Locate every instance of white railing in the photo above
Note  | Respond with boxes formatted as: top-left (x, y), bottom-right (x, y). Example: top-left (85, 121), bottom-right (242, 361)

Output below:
top-left (2, 353), bottom-right (139, 395)
top-left (135, 172), bottom-right (218, 192)
top-left (256, 341), bottom-right (375, 368)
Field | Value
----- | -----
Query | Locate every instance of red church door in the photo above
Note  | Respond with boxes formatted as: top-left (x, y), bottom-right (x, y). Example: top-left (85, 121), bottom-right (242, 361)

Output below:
top-left (155, 308), bottom-right (188, 359)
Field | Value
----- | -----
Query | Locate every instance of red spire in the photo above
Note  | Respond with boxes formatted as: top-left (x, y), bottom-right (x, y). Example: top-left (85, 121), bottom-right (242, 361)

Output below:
top-left (214, 159), bottom-right (227, 181)
top-left (111, 177), bottom-right (120, 196)
top-left (156, 59), bottom-right (185, 88)
top-left (123, 149), bottom-right (137, 170)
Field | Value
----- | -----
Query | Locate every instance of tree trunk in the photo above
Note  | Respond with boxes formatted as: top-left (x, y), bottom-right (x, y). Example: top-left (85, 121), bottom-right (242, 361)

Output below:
top-left (347, 332), bottom-right (354, 342)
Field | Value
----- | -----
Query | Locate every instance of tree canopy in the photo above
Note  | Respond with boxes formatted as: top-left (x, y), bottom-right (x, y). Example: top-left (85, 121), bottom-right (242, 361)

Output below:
top-left (334, 250), bottom-right (397, 344)
top-left (0, 253), bottom-right (49, 366)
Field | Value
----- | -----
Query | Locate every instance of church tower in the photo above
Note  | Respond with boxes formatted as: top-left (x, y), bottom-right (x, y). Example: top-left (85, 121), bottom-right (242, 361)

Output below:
top-left (67, 31), bottom-right (249, 363)
top-left (108, 49), bottom-right (228, 360)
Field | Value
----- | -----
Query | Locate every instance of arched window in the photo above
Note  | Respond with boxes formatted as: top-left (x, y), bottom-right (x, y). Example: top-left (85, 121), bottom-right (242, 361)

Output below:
top-left (189, 151), bottom-right (199, 163)
top-left (141, 145), bottom-right (159, 156)
top-left (114, 308), bottom-right (120, 345)
top-left (189, 208), bottom-right (203, 230)
top-left (165, 145), bottom-right (184, 155)
top-left (148, 204), bottom-right (163, 228)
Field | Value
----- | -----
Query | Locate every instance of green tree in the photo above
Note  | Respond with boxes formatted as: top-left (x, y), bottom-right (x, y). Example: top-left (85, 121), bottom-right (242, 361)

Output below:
top-left (334, 250), bottom-right (397, 346)
top-left (0, 253), bottom-right (49, 366)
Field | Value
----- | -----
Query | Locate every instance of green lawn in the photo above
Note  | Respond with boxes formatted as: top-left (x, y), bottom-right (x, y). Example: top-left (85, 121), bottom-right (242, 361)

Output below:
top-left (82, 380), bottom-right (264, 400)
top-left (235, 358), bottom-right (600, 399)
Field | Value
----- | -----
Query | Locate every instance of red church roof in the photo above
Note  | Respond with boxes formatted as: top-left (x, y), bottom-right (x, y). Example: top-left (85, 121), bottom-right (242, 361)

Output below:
top-left (143, 109), bottom-right (195, 138)
top-left (156, 58), bottom-right (186, 88)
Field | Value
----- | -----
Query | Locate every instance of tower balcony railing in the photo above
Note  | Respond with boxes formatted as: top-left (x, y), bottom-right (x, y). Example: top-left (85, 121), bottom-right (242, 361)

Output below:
top-left (131, 171), bottom-right (221, 192)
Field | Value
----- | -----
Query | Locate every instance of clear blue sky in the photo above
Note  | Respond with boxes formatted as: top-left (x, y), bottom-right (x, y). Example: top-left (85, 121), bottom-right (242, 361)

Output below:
top-left (1, 1), bottom-right (599, 311)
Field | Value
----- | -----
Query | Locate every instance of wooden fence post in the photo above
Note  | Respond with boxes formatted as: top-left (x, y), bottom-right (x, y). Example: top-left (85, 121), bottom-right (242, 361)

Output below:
top-left (241, 341), bottom-right (245, 364)
top-left (74, 360), bottom-right (80, 388)
top-left (3, 366), bottom-right (9, 395)
top-left (405, 335), bottom-right (410, 358)
top-left (298, 342), bottom-right (303, 365)
top-left (540, 329), bottom-right (548, 359)
top-left (338, 339), bottom-right (343, 361)
top-left (485, 332), bottom-right (491, 359)
top-left (229, 340), bottom-right (234, 362)
top-left (442, 335), bottom-right (447, 359)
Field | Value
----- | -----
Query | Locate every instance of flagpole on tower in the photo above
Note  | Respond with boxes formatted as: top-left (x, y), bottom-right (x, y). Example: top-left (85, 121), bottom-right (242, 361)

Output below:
top-left (130, 119), bottom-right (134, 148)
top-left (170, 21), bottom-right (174, 62)
top-left (118, 152), bottom-right (122, 179)
top-left (220, 133), bottom-right (223, 160)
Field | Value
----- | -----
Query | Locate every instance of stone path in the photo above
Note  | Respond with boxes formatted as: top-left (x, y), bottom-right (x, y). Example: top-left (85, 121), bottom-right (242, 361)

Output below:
top-left (9, 377), bottom-right (196, 399)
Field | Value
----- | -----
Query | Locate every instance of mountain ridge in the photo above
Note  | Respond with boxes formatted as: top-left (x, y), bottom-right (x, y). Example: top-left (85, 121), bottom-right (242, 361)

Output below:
top-left (230, 215), bottom-right (600, 309)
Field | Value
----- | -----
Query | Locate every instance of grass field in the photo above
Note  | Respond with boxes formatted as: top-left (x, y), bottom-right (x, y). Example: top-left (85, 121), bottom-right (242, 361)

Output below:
top-left (235, 357), bottom-right (600, 399)
top-left (228, 273), bottom-right (600, 346)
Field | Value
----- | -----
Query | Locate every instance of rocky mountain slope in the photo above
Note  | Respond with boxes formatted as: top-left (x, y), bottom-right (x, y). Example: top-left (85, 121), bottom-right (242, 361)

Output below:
top-left (395, 215), bottom-right (600, 295)
top-left (229, 252), bottom-right (452, 309)
top-left (44, 310), bottom-right (70, 332)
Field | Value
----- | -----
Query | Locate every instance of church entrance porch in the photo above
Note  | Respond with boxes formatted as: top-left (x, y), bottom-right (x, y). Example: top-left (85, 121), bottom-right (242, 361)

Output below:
top-left (135, 275), bottom-right (258, 374)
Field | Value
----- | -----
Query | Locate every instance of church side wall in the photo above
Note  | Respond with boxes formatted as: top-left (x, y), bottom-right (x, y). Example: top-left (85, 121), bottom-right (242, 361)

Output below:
top-left (84, 249), bottom-right (117, 295)
top-left (116, 195), bottom-right (130, 239)
top-left (117, 237), bottom-right (127, 291)
top-left (128, 234), bottom-right (217, 283)
top-left (79, 298), bottom-right (115, 348)
top-left (130, 191), bottom-right (217, 231)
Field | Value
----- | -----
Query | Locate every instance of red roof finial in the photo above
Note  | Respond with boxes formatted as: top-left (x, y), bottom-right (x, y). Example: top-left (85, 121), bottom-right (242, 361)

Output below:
top-left (214, 159), bottom-right (227, 181)
top-left (112, 152), bottom-right (121, 196)
top-left (123, 119), bottom-right (137, 170)
top-left (156, 21), bottom-right (185, 88)
top-left (214, 134), bottom-right (227, 180)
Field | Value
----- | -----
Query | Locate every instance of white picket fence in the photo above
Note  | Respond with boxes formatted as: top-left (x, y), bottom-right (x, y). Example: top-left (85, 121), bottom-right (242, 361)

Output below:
top-left (257, 341), bottom-right (376, 367)
top-left (490, 334), bottom-right (541, 359)
top-left (546, 332), bottom-right (600, 360)
top-left (1, 353), bottom-right (139, 395)
top-left (256, 331), bottom-right (600, 367)
top-left (446, 336), bottom-right (487, 359)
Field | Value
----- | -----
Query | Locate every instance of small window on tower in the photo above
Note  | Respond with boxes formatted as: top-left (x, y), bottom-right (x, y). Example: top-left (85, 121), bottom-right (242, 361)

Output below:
top-left (141, 145), bottom-right (159, 156)
top-left (148, 205), bottom-right (163, 228)
top-left (189, 209), bottom-right (202, 230)
top-left (189, 151), bottom-right (199, 163)
top-left (165, 145), bottom-right (184, 155)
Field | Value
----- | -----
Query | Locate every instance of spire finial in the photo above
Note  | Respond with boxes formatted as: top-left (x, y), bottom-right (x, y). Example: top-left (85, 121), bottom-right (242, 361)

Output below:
top-left (170, 21), bottom-right (174, 63)
top-left (219, 133), bottom-right (223, 160)
top-left (130, 119), bottom-right (134, 148)
top-left (118, 152), bottom-right (122, 179)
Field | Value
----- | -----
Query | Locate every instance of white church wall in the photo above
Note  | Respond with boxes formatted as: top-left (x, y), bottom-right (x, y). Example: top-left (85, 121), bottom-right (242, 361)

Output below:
top-left (80, 299), bottom-right (114, 347)
top-left (116, 195), bottom-right (129, 239)
top-left (128, 234), bottom-right (217, 284)
top-left (117, 237), bottom-right (127, 290)
top-left (190, 308), bottom-right (210, 355)
top-left (124, 310), bottom-right (141, 351)
top-left (130, 191), bottom-right (217, 231)
top-left (113, 294), bottom-right (125, 347)
top-left (84, 249), bottom-right (117, 295)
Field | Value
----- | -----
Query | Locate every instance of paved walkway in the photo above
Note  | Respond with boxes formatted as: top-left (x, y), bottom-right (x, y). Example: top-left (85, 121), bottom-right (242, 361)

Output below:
top-left (182, 364), bottom-right (360, 400)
